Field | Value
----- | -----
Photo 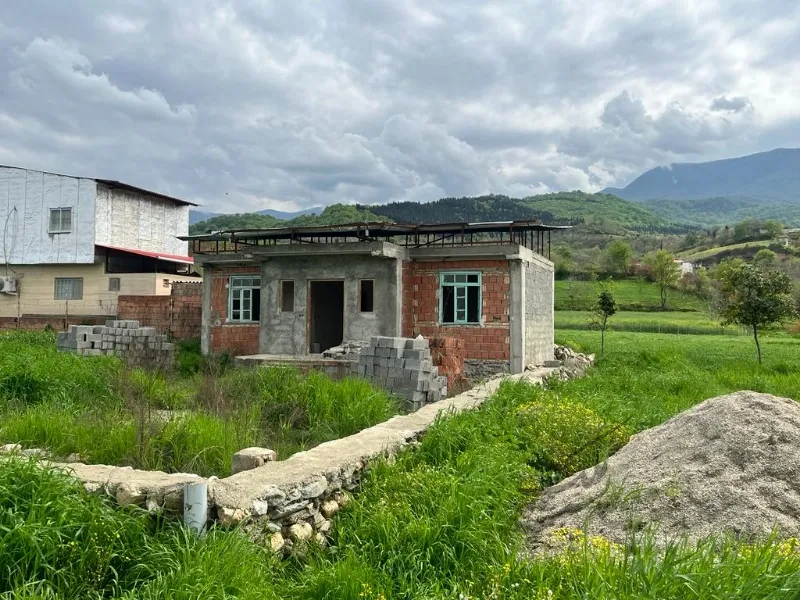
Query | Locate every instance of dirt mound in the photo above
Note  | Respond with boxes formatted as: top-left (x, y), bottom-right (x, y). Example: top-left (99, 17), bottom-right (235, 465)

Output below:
top-left (522, 391), bottom-right (800, 551)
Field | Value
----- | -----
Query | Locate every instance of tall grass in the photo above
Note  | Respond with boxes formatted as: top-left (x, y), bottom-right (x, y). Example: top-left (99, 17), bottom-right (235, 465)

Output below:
top-left (4, 330), bottom-right (800, 597)
top-left (0, 333), bottom-right (396, 476)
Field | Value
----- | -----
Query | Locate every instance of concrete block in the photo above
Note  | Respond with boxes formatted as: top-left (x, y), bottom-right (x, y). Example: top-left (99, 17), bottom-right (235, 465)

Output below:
top-left (403, 359), bottom-right (422, 371)
top-left (369, 336), bottom-right (382, 347)
top-left (420, 359), bottom-right (433, 372)
top-left (141, 327), bottom-right (157, 336)
top-left (405, 338), bottom-right (428, 350)
top-left (402, 349), bottom-right (429, 361)
top-left (379, 337), bottom-right (406, 350)
top-left (232, 447), bottom-right (277, 474)
top-left (76, 341), bottom-right (91, 350)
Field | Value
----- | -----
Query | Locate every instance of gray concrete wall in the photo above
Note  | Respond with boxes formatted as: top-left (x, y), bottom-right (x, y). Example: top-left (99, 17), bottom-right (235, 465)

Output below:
top-left (524, 252), bottom-right (555, 366)
top-left (260, 255), bottom-right (401, 354)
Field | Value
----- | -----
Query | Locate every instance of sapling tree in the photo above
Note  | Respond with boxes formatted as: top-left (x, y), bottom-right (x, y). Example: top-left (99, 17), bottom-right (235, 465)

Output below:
top-left (591, 284), bottom-right (617, 355)
top-left (716, 261), bottom-right (796, 363)
top-left (644, 250), bottom-right (681, 310)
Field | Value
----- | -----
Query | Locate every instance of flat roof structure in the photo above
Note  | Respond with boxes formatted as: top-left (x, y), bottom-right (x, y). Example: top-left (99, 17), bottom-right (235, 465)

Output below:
top-left (183, 219), bottom-right (569, 259)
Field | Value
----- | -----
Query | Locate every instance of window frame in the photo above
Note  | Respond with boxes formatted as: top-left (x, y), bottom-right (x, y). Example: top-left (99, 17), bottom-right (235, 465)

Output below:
top-left (280, 280), bottom-right (295, 313)
top-left (108, 277), bottom-right (121, 292)
top-left (54, 277), bottom-right (83, 301)
top-left (359, 279), bottom-right (374, 313)
top-left (48, 207), bottom-right (73, 234)
top-left (439, 271), bottom-right (482, 325)
top-left (227, 276), bottom-right (261, 323)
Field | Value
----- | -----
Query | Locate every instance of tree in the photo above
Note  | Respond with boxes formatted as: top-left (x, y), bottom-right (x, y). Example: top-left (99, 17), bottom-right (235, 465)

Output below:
top-left (644, 250), bottom-right (681, 310)
top-left (753, 248), bottom-right (777, 270)
top-left (715, 262), bottom-right (796, 363)
top-left (590, 284), bottom-right (617, 355)
top-left (763, 220), bottom-right (784, 239)
top-left (603, 240), bottom-right (634, 276)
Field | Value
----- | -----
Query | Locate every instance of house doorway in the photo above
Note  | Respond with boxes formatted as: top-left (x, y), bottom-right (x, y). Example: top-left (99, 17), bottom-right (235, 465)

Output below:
top-left (309, 280), bottom-right (344, 353)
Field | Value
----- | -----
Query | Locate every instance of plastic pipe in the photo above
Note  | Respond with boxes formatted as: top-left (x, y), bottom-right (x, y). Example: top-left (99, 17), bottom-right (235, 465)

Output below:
top-left (184, 482), bottom-right (208, 536)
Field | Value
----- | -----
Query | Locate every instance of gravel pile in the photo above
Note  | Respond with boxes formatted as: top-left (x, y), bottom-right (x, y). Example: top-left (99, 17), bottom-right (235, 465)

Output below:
top-left (522, 391), bottom-right (800, 550)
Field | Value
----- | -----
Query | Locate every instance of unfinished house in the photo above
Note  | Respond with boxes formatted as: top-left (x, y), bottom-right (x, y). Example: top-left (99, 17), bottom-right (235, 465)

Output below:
top-left (186, 221), bottom-right (564, 376)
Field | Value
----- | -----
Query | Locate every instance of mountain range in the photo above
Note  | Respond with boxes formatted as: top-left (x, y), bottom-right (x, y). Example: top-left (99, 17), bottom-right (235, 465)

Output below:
top-left (189, 148), bottom-right (800, 233)
top-left (188, 206), bottom-right (322, 225)
top-left (604, 148), bottom-right (800, 202)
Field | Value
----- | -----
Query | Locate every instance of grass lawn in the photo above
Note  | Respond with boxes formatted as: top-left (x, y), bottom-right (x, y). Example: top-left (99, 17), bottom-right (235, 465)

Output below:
top-left (555, 309), bottom-right (751, 335)
top-left (0, 332), bottom-right (396, 477)
top-left (555, 279), bottom-right (706, 311)
top-left (682, 239), bottom-right (773, 262)
top-left (5, 329), bottom-right (800, 598)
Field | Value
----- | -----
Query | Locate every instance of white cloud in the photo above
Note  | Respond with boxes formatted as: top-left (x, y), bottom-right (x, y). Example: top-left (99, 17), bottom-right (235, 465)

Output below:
top-left (0, 0), bottom-right (798, 211)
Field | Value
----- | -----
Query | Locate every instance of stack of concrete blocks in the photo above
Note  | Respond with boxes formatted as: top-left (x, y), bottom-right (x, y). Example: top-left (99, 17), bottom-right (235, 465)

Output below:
top-left (352, 336), bottom-right (448, 410)
top-left (56, 320), bottom-right (174, 367)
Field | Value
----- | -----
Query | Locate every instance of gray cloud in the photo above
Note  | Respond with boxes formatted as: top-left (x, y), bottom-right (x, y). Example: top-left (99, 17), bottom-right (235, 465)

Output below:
top-left (0, 0), bottom-right (798, 212)
top-left (710, 96), bottom-right (754, 113)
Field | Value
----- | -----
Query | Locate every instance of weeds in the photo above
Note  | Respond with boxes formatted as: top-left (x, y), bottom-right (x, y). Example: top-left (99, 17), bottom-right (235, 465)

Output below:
top-left (3, 329), bottom-right (800, 597)
top-left (0, 333), bottom-right (396, 476)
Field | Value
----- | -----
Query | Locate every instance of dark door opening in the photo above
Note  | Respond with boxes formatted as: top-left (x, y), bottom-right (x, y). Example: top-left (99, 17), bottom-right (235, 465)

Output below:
top-left (309, 280), bottom-right (344, 353)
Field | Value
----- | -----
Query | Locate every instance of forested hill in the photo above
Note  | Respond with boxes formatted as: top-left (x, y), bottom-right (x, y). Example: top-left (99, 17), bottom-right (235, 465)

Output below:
top-left (188, 204), bottom-right (383, 234)
top-left (189, 192), bottom-right (675, 234)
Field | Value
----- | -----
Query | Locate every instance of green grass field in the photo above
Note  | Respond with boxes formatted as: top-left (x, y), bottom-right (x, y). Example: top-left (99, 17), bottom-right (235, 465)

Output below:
top-left (555, 310), bottom-right (751, 335)
top-left (555, 279), bottom-right (706, 311)
top-left (681, 239), bottom-right (774, 262)
top-left (4, 329), bottom-right (800, 598)
top-left (0, 332), bottom-right (396, 476)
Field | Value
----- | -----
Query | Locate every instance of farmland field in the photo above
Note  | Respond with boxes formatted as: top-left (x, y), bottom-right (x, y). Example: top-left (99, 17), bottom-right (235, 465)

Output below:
top-left (4, 328), bottom-right (800, 598)
top-left (555, 309), bottom-right (751, 335)
top-left (555, 279), bottom-right (706, 311)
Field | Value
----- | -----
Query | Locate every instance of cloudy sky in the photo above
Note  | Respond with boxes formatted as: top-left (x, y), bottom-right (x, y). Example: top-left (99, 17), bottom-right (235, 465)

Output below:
top-left (1, 1), bottom-right (799, 213)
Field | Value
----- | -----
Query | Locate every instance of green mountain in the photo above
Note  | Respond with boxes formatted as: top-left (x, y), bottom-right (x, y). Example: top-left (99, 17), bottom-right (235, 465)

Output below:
top-left (642, 197), bottom-right (800, 227)
top-left (188, 204), bottom-right (383, 234)
top-left (189, 192), bottom-right (680, 235)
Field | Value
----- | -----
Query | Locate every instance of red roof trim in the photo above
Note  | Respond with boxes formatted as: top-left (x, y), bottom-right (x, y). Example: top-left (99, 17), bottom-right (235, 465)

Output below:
top-left (96, 244), bottom-right (194, 264)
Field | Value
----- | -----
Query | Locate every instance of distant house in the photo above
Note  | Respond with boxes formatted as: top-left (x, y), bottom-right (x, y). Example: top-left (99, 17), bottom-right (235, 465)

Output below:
top-left (184, 220), bottom-right (565, 374)
top-left (0, 166), bottom-right (199, 324)
top-left (674, 259), bottom-right (694, 276)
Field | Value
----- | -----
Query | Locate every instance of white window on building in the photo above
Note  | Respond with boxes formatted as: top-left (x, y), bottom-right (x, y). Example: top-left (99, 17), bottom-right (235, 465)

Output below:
top-left (54, 277), bottom-right (83, 301)
top-left (49, 208), bottom-right (73, 234)
top-left (228, 276), bottom-right (261, 322)
top-left (440, 272), bottom-right (481, 325)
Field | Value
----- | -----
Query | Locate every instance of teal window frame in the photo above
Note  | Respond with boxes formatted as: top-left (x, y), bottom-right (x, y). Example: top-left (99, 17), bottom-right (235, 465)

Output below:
top-left (228, 276), bottom-right (261, 322)
top-left (439, 271), bottom-right (481, 325)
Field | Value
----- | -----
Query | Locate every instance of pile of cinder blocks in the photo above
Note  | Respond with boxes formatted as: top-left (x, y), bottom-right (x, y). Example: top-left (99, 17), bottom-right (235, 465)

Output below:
top-left (56, 320), bottom-right (174, 367)
top-left (352, 336), bottom-right (448, 410)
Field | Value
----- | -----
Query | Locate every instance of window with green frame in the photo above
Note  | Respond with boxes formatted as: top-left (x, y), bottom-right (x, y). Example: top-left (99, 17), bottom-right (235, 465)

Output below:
top-left (228, 276), bottom-right (261, 322)
top-left (440, 271), bottom-right (481, 324)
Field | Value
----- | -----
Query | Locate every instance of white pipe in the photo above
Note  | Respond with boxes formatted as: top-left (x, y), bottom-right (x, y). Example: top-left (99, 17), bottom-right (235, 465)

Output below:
top-left (183, 482), bottom-right (208, 536)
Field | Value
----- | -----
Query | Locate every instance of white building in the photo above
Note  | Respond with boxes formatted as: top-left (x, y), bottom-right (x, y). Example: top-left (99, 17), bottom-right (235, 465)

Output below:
top-left (0, 165), bottom-right (199, 320)
top-left (674, 259), bottom-right (694, 276)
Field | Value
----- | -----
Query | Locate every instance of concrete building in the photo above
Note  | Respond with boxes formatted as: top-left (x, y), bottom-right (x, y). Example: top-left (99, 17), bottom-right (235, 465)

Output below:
top-left (0, 165), bottom-right (199, 323)
top-left (186, 220), bottom-right (565, 375)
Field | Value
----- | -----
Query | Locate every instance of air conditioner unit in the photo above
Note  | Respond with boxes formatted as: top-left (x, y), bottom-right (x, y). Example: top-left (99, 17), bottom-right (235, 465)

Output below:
top-left (0, 276), bottom-right (18, 295)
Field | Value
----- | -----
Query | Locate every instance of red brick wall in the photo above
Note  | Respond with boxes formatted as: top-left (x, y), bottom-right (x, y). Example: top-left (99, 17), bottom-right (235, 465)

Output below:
top-left (117, 282), bottom-right (202, 340)
top-left (428, 336), bottom-right (466, 388)
top-left (209, 266), bottom-right (260, 355)
top-left (402, 260), bottom-right (510, 360)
